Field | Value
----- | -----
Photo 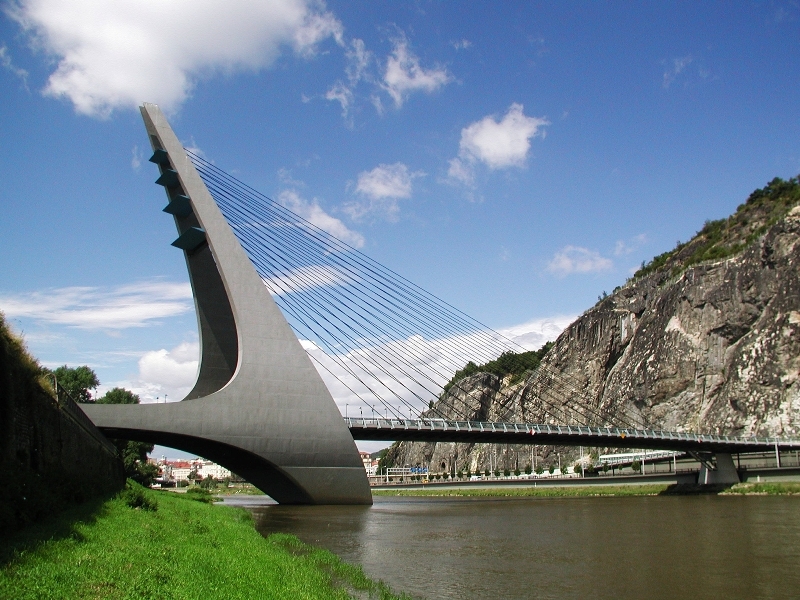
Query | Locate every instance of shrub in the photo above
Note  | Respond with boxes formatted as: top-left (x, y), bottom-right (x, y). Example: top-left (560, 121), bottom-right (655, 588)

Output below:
top-left (503, 468), bottom-right (511, 477)
top-left (185, 487), bottom-right (214, 503)
top-left (514, 468), bottom-right (521, 477)
top-left (525, 464), bottom-right (532, 475)
top-left (120, 482), bottom-right (157, 511)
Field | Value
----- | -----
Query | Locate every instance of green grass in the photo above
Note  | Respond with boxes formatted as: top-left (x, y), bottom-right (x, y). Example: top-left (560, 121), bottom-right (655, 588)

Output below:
top-left (372, 484), bottom-right (670, 498)
top-left (721, 482), bottom-right (800, 495)
top-left (0, 482), bottom-right (408, 600)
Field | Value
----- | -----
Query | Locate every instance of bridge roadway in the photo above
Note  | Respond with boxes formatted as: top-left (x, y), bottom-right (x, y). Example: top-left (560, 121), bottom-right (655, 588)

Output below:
top-left (345, 417), bottom-right (800, 454)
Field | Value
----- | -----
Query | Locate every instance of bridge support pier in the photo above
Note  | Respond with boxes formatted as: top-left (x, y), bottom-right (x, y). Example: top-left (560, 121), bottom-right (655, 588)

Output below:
top-left (696, 452), bottom-right (740, 485)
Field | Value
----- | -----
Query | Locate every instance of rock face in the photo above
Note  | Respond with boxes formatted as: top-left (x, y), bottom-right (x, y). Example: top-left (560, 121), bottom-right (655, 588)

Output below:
top-left (386, 183), bottom-right (800, 474)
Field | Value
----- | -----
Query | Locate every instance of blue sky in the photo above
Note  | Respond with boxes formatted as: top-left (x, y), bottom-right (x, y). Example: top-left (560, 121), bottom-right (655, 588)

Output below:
top-left (2, 2), bottom-right (799, 454)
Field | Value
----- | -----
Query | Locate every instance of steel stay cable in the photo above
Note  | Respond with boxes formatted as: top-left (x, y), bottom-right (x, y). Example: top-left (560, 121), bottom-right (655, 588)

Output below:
top-left (191, 155), bottom-right (629, 426)
top-left (193, 159), bottom-right (517, 358)
top-left (208, 207), bottom-right (472, 419)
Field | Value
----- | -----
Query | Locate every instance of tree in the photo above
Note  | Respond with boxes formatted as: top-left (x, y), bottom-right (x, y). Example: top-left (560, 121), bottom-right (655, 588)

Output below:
top-left (535, 464), bottom-right (544, 475)
top-left (53, 365), bottom-right (99, 403)
top-left (98, 387), bottom-right (156, 486)
top-left (631, 459), bottom-right (641, 473)
top-left (97, 387), bottom-right (139, 404)
top-left (548, 464), bottom-right (555, 475)
top-left (525, 464), bottom-right (532, 475)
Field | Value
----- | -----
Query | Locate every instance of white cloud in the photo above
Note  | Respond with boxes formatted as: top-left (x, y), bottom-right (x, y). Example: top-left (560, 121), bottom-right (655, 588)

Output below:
top-left (663, 55), bottom-right (693, 89)
top-left (0, 280), bottom-right (193, 329)
top-left (278, 189), bottom-right (365, 248)
top-left (106, 341), bottom-right (199, 403)
top-left (457, 103), bottom-right (549, 171)
top-left (614, 233), bottom-right (647, 256)
top-left (383, 37), bottom-right (452, 108)
top-left (344, 162), bottom-right (422, 222)
top-left (547, 246), bottom-right (613, 277)
top-left (355, 163), bottom-right (417, 200)
top-left (451, 39), bottom-right (471, 51)
top-left (325, 81), bottom-right (354, 118)
top-left (498, 315), bottom-right (576, 350)
top-left (446, 157), bottom-right (474, 186)
top-left (262, 265), bottom-right (352, 296)
top-left (0, 44), bottom-right (29, 88)
top-left (8, 0), bottom-right (343, 117)
top-left (131, 144), bottom-right (142, 170)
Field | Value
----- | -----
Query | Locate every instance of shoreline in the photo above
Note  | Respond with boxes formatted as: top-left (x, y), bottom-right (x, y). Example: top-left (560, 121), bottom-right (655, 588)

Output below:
top-left (373, 481), bottom-right (800, 498)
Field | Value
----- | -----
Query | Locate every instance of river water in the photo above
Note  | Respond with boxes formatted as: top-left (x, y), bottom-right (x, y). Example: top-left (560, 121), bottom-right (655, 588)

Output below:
top-left (230, 495), bottom-right (800, 599)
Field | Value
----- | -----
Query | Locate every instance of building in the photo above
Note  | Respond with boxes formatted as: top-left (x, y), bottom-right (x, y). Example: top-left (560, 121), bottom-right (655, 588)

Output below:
top-left (153, 457), bottom-right (232, 485)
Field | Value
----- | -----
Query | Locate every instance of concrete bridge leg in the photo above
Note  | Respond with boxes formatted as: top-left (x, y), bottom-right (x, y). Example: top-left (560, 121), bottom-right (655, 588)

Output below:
top-left (697, 452), bottom-right (740, 485)
top-left (83, 103), bottom-right (371, 505)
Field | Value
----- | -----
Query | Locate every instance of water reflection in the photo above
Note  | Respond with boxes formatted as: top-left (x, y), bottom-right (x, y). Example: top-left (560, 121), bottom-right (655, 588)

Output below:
top-left (235, 495), bottom-right (800, 600)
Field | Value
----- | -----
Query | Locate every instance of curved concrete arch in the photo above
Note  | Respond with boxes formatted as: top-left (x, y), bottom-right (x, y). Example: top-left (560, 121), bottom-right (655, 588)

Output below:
top-left (84, 104), bottom-right (372, 505)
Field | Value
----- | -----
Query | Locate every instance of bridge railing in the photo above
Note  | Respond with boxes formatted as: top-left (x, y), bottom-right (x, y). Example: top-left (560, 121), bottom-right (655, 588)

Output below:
top-left (343, 417), bottom-right (800, 450)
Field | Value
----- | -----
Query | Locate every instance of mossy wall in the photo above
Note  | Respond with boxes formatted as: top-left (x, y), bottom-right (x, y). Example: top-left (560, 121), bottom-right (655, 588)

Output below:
top-left (0, 314), bottom-right (124, 536)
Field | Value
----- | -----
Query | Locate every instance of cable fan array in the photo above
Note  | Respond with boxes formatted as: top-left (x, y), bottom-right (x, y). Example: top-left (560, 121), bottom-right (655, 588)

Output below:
top-left (188, 151), bottom-right (643, 429)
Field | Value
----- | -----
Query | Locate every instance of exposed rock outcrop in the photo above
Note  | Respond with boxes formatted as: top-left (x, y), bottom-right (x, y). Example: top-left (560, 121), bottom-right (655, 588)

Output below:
top-left (387, 179), bottom-right (800, 473)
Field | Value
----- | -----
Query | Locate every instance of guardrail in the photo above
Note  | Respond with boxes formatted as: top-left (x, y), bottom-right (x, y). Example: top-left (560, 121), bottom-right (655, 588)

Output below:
top-left (344, 417), bottom-right (800, 452)
top-left (52, 378), bottom-right (118, 456)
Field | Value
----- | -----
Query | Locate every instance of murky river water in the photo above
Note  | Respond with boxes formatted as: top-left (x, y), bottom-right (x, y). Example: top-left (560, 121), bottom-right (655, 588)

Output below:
top-left (226, 494), bottom-right (800, 599)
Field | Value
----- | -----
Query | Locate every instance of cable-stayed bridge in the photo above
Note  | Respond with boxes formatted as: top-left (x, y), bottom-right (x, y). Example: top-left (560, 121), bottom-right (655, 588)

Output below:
top-left (84, 104), bottom-right (799, 503)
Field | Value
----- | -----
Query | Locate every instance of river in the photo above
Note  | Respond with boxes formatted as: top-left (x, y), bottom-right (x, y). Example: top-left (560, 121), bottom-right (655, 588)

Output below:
top-left (225, 494), bottom-right (800, 599)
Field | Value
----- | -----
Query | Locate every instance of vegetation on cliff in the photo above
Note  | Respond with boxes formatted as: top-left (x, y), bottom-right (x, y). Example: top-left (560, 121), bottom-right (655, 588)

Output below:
top-left (442, 342), bottom-right (553, 396)
top-left (633, 175), bottom-right (800, 280)
top-left (0, 482), bottom-right (408, 599)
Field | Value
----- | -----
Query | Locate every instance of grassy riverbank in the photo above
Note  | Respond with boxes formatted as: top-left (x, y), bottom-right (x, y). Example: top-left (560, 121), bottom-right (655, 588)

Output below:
top-left (372, 484), bottom-right (670, 498)
top-left (0, 482), bottom-right (406, 599)
top-left (722, 482), bottom-right (800, 495)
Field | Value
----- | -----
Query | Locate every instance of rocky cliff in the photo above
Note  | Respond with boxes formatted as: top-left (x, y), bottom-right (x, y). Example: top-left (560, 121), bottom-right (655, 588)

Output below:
top-left (386, 177), bottom-right (800, 474)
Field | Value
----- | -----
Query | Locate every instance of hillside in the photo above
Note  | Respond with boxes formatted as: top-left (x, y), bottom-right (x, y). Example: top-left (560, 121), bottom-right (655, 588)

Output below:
top-left (386, 176), bottom-right (800, 474)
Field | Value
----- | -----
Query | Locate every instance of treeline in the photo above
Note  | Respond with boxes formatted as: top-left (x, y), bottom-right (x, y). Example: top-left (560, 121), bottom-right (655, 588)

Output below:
top-left (442, 342), bottom-right (554, 396)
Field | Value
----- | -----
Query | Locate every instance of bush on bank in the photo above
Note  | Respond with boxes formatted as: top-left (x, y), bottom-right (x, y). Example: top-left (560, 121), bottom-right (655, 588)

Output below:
top-left (0, 481), bottom-right (408, 600)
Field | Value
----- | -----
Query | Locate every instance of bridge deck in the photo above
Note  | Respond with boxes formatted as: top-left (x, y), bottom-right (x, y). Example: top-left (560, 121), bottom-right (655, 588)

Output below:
top-left (345, 417), bottom-right (800, 454)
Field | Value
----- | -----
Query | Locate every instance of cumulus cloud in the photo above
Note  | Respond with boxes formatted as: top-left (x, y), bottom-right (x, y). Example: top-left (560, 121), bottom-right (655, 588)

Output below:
top-left (356, 163), bottom-right (417, 200)
top-left (0, 280), bottom-right (193, 329)
top-left (278, 189), bottom-right (365, 248)
top-left (7, 0), bottom-right (343, 117)
top-left (547, 246), bottom-right (613, 277)
top-left (449, 103), bottom-right (548, 185)
top-left (382, 36), bottom-right (452, 108)
top-left (344, 163), bottom-right (421, 222)
top-left (108, 341), bottom-right (199, 403)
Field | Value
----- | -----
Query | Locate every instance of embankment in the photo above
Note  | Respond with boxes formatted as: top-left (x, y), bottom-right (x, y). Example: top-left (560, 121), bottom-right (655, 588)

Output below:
top-left (0, 482), bottom-right (408, 599)
top-left (0, 314), bottom-right (124, 536)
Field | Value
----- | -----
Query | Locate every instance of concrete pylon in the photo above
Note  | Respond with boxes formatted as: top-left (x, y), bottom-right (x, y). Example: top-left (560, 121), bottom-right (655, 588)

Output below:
top-left (697, 453), bottom-right (740, 485)
top-left (83, 103), bottom-right (372, 505)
